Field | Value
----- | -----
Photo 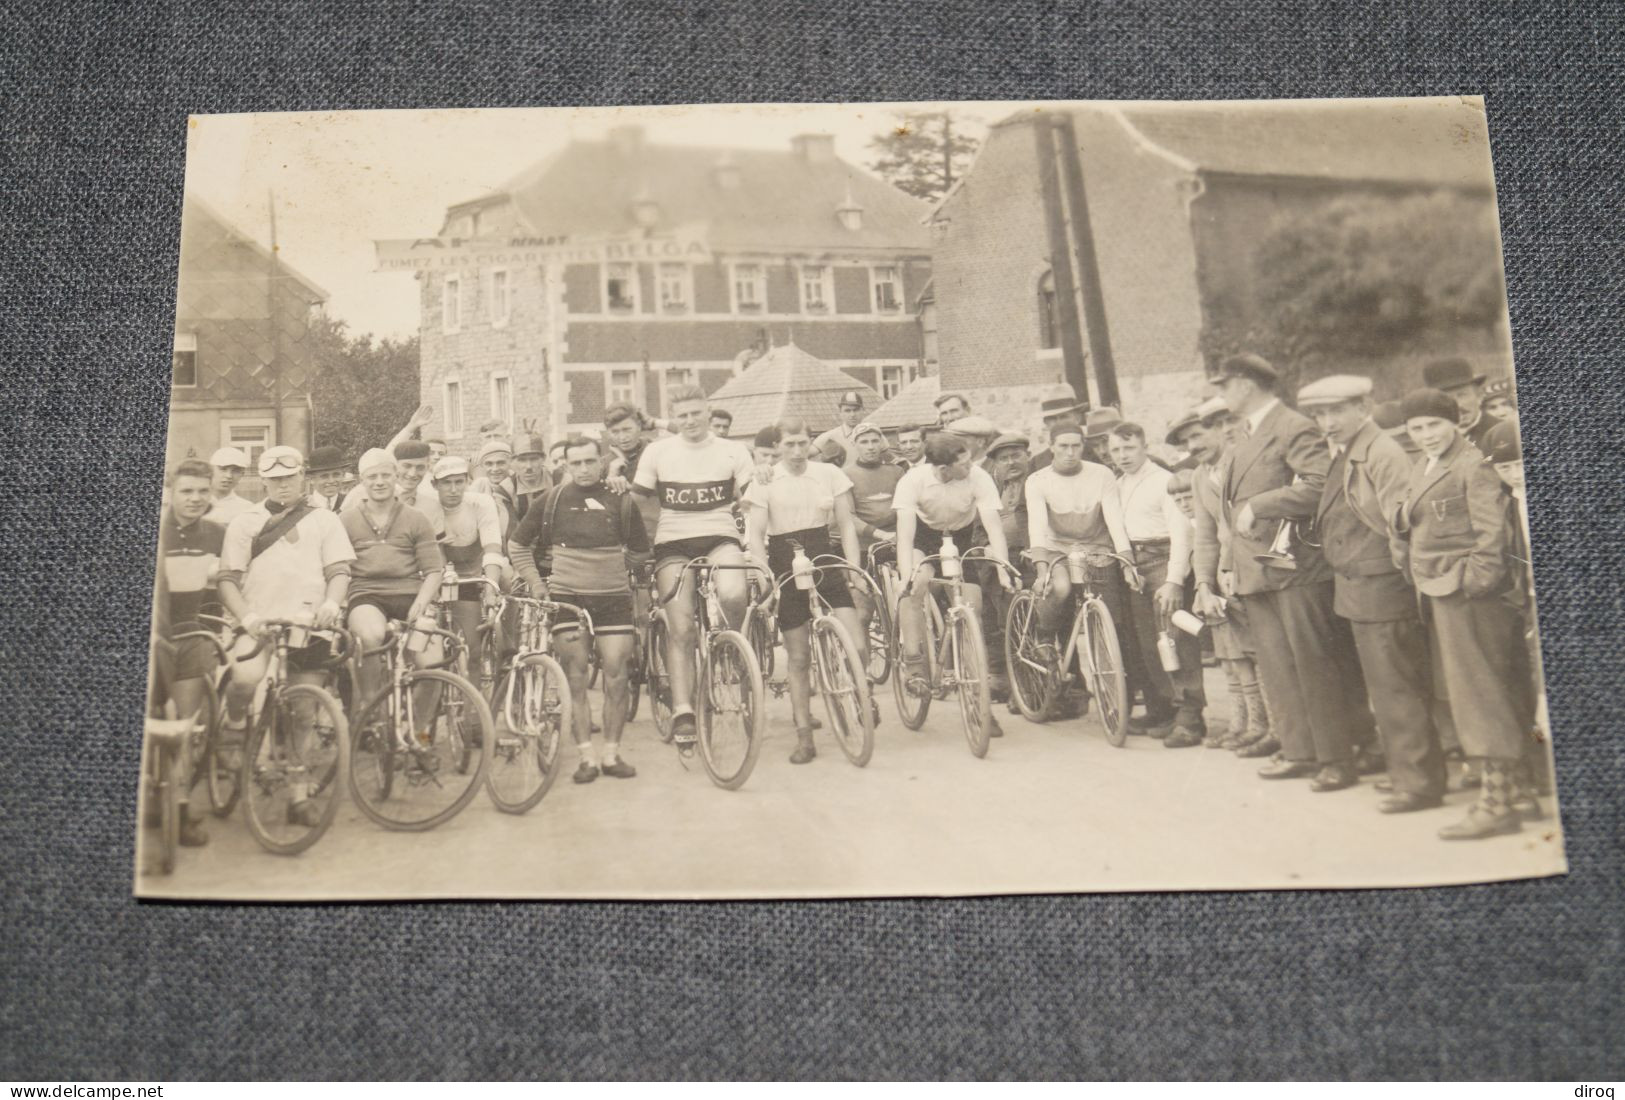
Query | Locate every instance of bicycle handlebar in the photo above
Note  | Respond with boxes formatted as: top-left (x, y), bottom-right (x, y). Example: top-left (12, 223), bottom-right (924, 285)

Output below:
top-left (543, 598), bottom-right (599, 640)
top-left (655, 557), bottom-right (772, 606)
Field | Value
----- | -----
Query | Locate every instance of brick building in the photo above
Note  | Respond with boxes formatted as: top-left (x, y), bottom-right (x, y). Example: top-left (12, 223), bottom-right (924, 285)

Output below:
top-left (168, 198), bottom-right (327, 473)
top-left (416, 127), bottom-right (933, 452)
top-left (929, 98), bottom-right (1509, 445)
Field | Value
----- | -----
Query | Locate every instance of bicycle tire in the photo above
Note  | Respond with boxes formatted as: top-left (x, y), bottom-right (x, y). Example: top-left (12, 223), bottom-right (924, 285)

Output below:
top-left (698, 629), bottom-right (765, 790)
top-left (348, 668), bottom-right (493, 831)
top-left (486, 653), bottom-right (569, 815)
top-left (1004, 590), bottom-right (1059, 723)
top-left (241, 683), bottom-right (350, 856)
top-left (813, 615), bottom-right (875, 767)
top-left (866, 576), bottom-right (893, 686)
top-left (1083, 598), bottom-right (1130, 747)
top-left (893, 588), bottom-right (934, 731)
top-left (626, 645), bottom-right (643, 723)
top-left (953, 606), bottom-right (993, 759)
top-left (150, 740), bottom-right (179, 875)
top-left (200, 677), bottom-right (242, 817)
top-left (648, 614), bottom-right (675, 743)
top-left (746, 604), bottom-right (776, 683)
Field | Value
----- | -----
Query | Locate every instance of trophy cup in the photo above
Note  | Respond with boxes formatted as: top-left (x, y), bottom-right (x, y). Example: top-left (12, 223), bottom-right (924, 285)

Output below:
top-left (1254, 518), bottom-right (1299, 571)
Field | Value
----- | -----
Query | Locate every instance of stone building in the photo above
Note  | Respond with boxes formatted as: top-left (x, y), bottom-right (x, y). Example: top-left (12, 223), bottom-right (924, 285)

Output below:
top-left (415, 126), bottom-right (934, 452)
top-left (929, 98), bottom-right (1509, 445)
top-left (167, 197), bottom-right (327, 473)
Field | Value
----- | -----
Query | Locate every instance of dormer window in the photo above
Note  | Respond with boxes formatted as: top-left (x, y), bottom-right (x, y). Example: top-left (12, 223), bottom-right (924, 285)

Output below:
top-left (837, 184), bottom-right (864, 232)
top-left (631, 194), bottom-right (660, 229)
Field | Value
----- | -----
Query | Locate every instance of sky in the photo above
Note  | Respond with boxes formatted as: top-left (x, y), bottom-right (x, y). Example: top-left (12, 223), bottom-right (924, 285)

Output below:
top-left (183, 102), bottom-right (1008, 341)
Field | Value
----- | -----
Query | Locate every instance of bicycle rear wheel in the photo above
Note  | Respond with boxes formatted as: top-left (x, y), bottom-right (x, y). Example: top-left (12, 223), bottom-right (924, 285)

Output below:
top-left (348, 669), bottom-right (492, 831)
top-left (199, 677), bottom-right (241, 817)
top-left (241, 683), bottom-right (350, 855)
top-left (813, 615), bottom-right (875, 767)
top-left (865, 576), bottom-right (893, 686)
top-left (746, 604), bottom-right (776, 683)
top-left (1005, 591), bottom-right (1059, 723)
top-left (698, 630), bottom-right (765, 790)
top-left (625, 632), bottom-right (643, 722)
top-left (648, 615), bottom-right (675, 743)
top-left (486, 653), bottom-right (569, 814)
top-left (145, 738), bottom-right (180, 875)
top-left (953, 606), bottom-right (993, 759)
top-left (1083, 597), bottom-right (1129, 747)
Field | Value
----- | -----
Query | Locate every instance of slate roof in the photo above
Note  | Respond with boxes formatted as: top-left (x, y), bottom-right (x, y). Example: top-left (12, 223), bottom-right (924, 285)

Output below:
top-left (1117, 98), bottom-right (1496, 190)
top-left (465, 134), bottom-right (932, 254)
top-left (868, 373), bottom-right (941, 430)
top-left (707, 341), bottom-right (882, 439)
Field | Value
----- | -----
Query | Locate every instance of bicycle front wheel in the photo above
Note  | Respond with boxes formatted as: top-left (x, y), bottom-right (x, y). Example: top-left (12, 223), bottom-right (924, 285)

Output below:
top-left (813, 615), bottom-right (875, 767)
top-left (698, 630), bottom-right (765, 790)
top-left (1005, 590), bottom-right (1058, 723)
top-left (1082, 598), bottom-right (1129, 747)
top-left (952, 606), bottom-right (993, 759)
top-left (241, 683), bottom-right (350, 856)
top-left (199, 676), bottom-right (242, 817)
top-left (866, 577), bottom-right (893, 686)
top-left (486, 653), bottom-right (569, 814)
top-left (648, 615), bottom-right (675, 743)
top-left (348, 669), bottom-right (492, 831)
top-left (892, 589), bottom-right (934, 731)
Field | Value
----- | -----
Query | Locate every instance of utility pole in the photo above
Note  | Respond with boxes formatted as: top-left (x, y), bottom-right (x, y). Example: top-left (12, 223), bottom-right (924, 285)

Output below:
top-left (266, 189), bottom-right (284, 448)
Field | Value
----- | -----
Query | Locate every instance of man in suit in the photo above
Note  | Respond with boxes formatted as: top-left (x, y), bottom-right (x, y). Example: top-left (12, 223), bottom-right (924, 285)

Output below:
top-left (1422, 358), bottom-right (1502, 458)
top-left (1391, 387), bottom-right (1538, 838)
top-left (1299, 375), bottom-right (1446, 812)
top-left (1193, 354), bottom-right (1363, 790)
top-left (305, 445), bottom-right (347, 512)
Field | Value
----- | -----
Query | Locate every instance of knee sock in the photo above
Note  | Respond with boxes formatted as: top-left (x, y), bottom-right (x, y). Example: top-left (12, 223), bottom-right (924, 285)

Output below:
top-left (1477, 758), bottom-right (1514, 815)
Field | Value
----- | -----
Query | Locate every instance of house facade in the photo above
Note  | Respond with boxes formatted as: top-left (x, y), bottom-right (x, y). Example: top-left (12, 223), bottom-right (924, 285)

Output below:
top-left (416, 127), bottom-right (933, 450)
top-left (167, 198), bottom-right (327, 473)
top-left (929, 98), bottom-right (1510, 446)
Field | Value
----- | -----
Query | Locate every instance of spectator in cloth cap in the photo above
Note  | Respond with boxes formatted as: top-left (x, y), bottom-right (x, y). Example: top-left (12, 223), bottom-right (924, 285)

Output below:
top-left (945, 415), bottom-right (1000, 463)
top-left (813, 390), bottom-right (871, 469)
top-left (1392, 387), bottom-right (1538, 839)
top-left (1482, 378), bottom-right (1517, 426)
top-left (205, 445), bottom-right (255, 525)
top-left (1299, 374), bottom-right (1443, 811)
top-left (508, 432), bottom-right (552, 525)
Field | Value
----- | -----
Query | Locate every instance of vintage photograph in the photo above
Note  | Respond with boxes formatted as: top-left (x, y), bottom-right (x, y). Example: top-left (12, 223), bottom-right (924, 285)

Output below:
top-left (136, 97), bottom-right (1564, 900)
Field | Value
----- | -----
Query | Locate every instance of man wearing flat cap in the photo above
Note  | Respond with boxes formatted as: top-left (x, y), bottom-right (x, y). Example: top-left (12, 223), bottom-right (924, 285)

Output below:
top-left (1421, 358), bottom-right (1502, 458)
top-left (1197, 353), bottom-right (1362, 789)
top-left (1300, 374), bottom-right (1445, 810)
top-left (814, 391), bottom-right (871, 469)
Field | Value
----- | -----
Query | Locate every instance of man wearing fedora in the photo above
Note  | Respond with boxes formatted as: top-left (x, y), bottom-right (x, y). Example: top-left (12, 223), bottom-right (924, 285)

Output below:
top-left (305, 445), bottom-right (348, 512)
top-left (1299, 375), bottom-right (1446, 812)
top-left (1195, 353), bottom-right (1364, 791)
top-left (1028, 385), bottom-right (1091, 474)
top-left (1421, 358), bottom-right (1503, 458)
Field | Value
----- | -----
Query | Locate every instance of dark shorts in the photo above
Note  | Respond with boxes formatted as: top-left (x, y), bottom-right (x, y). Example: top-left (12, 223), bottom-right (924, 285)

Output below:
top-left (349, 592), bottom-right (416, 623)
top-left (549, 590), bottom-right (636, 638)
top-left (768, 527), bottom-right (853, 632)
top-left (912, 521), bottom-right (981, 558)
top-left (653, 534), bottom-right (743, 574)
top-left (172, 634), bottom-right (219, 681)
top-left (285, 638), bottom-right (336, 674)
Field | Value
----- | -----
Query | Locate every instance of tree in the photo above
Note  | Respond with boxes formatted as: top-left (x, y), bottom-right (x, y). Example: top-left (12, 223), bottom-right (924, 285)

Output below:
top-left (308, 315), bottom-right (421, 459)
top-left (1200, 190), bottom-right (1509, 388)
top-left (866, 110), bottom-right (982, 204)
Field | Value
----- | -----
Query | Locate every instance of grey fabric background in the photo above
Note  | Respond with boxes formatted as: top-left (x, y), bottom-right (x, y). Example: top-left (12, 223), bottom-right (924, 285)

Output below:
top-left (2, 0), bottom-right (1621, 1080)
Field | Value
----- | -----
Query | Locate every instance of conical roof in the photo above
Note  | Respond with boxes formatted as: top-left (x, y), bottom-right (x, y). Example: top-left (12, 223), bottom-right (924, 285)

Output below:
top-left (707, 340), bottom-right (881, 439)
top-left (868, 373), bottom-right (941, 430)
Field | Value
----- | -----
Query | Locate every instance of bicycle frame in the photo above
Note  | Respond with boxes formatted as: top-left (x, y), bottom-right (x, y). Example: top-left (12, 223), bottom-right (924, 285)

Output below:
top-left (1023, 549), bottom-right (1132, 684)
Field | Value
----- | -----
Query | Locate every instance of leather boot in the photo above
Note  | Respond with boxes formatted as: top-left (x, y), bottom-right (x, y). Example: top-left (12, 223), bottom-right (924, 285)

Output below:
top-left (790, 726), bottom-right (817, 765)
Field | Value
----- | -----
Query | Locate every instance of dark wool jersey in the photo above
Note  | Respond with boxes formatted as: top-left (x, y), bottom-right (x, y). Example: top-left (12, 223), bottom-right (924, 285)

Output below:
top-left (511, 481), bottom-right (649, 595)
top-left (159, 512), bottom-right (226, 630)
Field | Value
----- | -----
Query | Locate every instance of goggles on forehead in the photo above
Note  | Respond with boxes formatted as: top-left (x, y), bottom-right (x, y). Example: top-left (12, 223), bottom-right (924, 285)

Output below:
top-left (260, 455), bottom-right (303, 476)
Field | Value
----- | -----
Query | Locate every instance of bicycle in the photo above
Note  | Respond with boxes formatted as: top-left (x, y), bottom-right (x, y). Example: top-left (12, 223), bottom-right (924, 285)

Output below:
top-left (141, 714), bottom-right (195, 875)
top-left (1003, 548), bottom-right (1132, 746)
top-left (742, 559), bottom-right (780, 695)
top-left (894, 545), bottom-right (1020, 759)
top-left (645, 557), bottom-right (766, 790)
top-left (436, 573), bottom-right (504, 777)
top-left (344, 616), bottom-right (494, 831)
top-left (234, 620), bottom-right (353, 855)
top-left (483, 589), bottom-right (573, 814)
top-left (768, 552), bottom-right (878, 767)
top-left (863, 538), bottom-right (901, 687)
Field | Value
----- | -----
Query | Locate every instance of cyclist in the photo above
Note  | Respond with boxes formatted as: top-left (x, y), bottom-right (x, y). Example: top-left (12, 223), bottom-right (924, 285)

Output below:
top-left (1023, 417), bottom-right (1136, 639)
top-left (893, 432), bottom-right (1013, 730)
top-left (743, 417), bottom-right (868, 764)
top-left (843, 422), bottom-right (903, 658)
top-left (511, 435), bottom-right (649, 783)
top-left (341, 448), bottom-right (446, 735)
top-left (156, 458), bottom-right (226, 848)
top-left (216, 446), bottom-right (355, 828)
top-left (339, 439), bottom-right (433, 511)
top-left (204, 446), bottom-right (254, 525)
top-left (417, 455), bottom-right (506, 678)
top-left (629, 384), bottom-right (757, 748)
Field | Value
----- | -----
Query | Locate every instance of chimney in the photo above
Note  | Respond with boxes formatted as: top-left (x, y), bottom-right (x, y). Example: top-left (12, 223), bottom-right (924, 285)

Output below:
top-left (713, 153), bottom-right (741, 190)
top-left (791, 133), bottom-right (836, 163)
top-left (608, 125), bottom-right (645, 157)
